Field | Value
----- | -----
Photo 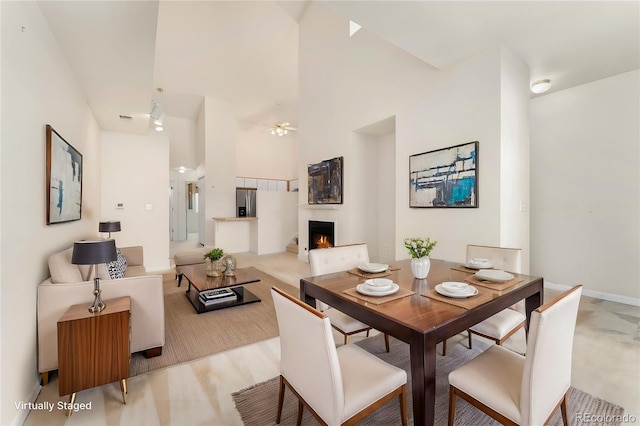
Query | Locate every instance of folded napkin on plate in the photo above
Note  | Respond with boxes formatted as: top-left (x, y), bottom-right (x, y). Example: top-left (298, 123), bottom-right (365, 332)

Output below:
top-left (464, 275), bottom-right (524, 291)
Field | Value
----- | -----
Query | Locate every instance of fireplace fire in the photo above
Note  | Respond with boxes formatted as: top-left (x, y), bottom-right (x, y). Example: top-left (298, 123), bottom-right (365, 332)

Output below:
top-left (314, 235), bottom-right (332, 249)
top-left (308, 220), bottom-right (335, 250)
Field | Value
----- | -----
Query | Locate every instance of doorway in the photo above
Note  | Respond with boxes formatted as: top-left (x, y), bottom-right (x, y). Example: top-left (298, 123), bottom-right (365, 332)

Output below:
top-left (186, 181), bottom-right (199, 241)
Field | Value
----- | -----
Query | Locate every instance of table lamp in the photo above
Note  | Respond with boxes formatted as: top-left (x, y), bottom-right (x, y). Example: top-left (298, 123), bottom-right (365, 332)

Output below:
top-left (99, 221), bottom-right (121, 238)
top-left (72, 240), bottom-right (117, 313)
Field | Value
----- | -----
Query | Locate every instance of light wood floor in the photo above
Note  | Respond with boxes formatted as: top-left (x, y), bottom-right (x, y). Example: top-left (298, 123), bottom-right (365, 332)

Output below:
top-left (24, 243), bottom-right (639, 425)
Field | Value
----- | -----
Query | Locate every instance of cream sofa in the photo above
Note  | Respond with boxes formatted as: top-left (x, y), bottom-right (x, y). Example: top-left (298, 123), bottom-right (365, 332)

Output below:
top-left (37, 245), bottom-right (165, 384)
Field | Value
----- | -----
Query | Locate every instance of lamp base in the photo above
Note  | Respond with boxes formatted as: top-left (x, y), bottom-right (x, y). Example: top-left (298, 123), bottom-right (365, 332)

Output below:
top-left (89, 278), bottom-right (107, 313)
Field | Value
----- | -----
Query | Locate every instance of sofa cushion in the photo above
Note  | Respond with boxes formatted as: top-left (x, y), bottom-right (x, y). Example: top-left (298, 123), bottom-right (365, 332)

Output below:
top-left (107, 248), bottom-right (127, 279)
top-left (125, 265), bottom-right (146, 277)
top-left (49, 248), bottom-right (83, 283)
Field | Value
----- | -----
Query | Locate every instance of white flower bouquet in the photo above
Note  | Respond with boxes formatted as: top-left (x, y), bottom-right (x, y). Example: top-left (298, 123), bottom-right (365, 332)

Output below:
top-left (404, 237), bottom-right (437, 259)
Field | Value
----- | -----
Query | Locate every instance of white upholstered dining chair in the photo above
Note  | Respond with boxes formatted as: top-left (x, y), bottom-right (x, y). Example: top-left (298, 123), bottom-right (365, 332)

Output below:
top-left (309, 244), bottom-right (390, 352)
top-left (442, 245), bottom-right (526, 355)
top-left (448, 285), bottom-right (582, 426)
top-left (271, 287), bottom-right (408, 426)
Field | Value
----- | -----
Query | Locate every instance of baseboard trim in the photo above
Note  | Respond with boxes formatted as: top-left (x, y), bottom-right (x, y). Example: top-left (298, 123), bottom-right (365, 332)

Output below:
top-left (545, 281), bottom-right (640, 307)
top-left (11, 379), bottom-right (41, 426)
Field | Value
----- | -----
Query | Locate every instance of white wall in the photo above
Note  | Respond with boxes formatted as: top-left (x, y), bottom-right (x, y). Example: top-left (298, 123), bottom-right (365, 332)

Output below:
top-left (255, 191), bottom-right (298, 254)
top-left (167, 115), bottom-right (197, 170)
top-left (499, 47), bottom-right (531, 272)
top-left (298, 3), bottom-right (531, 266)
top-left (531, 70), bottom-right (640, 301)
top-left (297, 2), bottom-right (442, 259)
top-left (101, 131), bottom-right (170, 271)
top-left (377, 132), bottom-right (396, 263)
top-left (1, 2), bottom-right (101, 423)
top-left (236, 123), bottom-right (298, 180)
top-left (203, 97), bottom-right (237, 246)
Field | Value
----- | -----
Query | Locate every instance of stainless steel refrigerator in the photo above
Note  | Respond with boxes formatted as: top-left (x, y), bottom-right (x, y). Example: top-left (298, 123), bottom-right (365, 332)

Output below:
top-left (236, 188), bottom-right (257, 217)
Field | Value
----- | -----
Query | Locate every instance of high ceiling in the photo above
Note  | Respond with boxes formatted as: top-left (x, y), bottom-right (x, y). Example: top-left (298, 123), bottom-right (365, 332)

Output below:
top-left (38, 1), bottom-right (639, 135)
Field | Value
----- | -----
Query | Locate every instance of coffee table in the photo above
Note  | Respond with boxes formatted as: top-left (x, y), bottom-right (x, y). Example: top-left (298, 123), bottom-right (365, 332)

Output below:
top-left (180, 264), bottom-right (261, 313)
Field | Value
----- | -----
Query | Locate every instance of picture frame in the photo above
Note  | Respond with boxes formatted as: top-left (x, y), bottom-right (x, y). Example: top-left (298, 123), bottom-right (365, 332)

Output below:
top-left (46, 124), bottom-right (83, 224)
top-left (308, 156), bottom-right (343, 205)
top-left (409, 141), bottom-right (478, 208)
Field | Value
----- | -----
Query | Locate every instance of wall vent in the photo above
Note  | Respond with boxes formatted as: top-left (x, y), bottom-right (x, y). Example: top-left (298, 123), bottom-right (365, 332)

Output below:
top-left (119, 114), bottom-right (133, 120)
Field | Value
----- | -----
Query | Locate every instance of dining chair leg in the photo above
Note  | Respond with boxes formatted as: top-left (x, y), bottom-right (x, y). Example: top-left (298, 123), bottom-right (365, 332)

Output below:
top-left (366, 329), bottom-right (370, 337)
top-left (448, 385), bottom-right (456, 426)
top-left (560, 393), bottom-right (569, 426)
top-left (384, 333), bottom-right (390, 352)
top-left (276, 375), bottom-right (285, 424)
top-left (296, 400), bottom-right (304, 426)
top-left (468, 330), bottom-right (472, 349)
top-left (344, 334), bottom-right (349, 345)
top-left (442, 339), bottom-right (447, 356)
top-left (399, 385), bottom-right (408, 426)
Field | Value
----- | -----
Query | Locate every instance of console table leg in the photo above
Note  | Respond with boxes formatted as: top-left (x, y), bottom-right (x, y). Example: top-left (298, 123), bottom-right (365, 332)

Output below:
top-left (120, 379), bottom-right (127, 404)
top-left (67, 393), bottom-right (76, 417)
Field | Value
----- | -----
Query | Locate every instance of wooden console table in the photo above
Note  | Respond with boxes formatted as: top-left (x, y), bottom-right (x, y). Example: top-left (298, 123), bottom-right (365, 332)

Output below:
top-left (57, 296), bottom-right (131, 416)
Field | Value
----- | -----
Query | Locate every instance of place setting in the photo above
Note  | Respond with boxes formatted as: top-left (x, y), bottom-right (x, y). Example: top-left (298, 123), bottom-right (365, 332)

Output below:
top-left (347, 262), bottom-right (399, 278)
top-left (465, 268), bottom-right (524, 291)
top-left (343, 277), bottom-right (415, 305)
top-left (450, 257), bottom-right (494, 274)
top-left (422, 281), bottom-right (492, 309)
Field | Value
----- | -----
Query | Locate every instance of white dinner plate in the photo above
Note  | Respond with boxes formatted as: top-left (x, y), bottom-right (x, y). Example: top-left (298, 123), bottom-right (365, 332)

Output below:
top-left (357, 282), bottom-right (399, 297)
top-left (358, 263), bottom-right (389, 273)
top-left (474, 269), bottom-right (515, 283)
top-left (465, 259), bottom-right (494, 269)
top-left (435, 284), bottom-right (478, 298)
top-left (440, 281), bottom-right (471, 293)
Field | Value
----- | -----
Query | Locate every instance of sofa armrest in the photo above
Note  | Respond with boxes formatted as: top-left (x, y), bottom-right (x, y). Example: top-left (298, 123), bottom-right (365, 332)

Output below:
top-left (119, 246), bottom-right (143, 267)
top-left (37, 274), bottom-right (164, 374)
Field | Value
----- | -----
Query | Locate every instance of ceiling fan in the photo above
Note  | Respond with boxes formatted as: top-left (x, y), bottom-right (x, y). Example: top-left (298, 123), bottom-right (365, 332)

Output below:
top-left (269, 122), bottom-right (297, 136)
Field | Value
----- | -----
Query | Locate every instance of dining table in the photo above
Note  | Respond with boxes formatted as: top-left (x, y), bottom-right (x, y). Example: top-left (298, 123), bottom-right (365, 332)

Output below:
top-left (299, 258), bottom-right (544, 426)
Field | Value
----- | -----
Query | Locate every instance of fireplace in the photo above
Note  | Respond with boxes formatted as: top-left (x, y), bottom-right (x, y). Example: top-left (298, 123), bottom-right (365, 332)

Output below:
top-left (308, 220), bottom-right (335, 250)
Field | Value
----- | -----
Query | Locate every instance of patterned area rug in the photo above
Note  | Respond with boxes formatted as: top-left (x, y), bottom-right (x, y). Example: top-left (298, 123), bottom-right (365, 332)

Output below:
top-left (233, 334), bottom-right (625, 425)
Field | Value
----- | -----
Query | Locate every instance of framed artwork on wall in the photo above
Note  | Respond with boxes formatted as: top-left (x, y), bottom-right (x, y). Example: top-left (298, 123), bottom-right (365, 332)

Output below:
top-left (46, 124), bottom-right (83, 224)
top-left (409, 141), bottom-right (478, 208)
top-left (308, 156), bottom-right (343, 205)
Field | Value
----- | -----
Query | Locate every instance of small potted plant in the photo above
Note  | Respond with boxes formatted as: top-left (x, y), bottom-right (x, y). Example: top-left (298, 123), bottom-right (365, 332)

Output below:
top-left (404, 237), bottom-right (437, 279)
top-left (203, 248), bottom-right (225, 277)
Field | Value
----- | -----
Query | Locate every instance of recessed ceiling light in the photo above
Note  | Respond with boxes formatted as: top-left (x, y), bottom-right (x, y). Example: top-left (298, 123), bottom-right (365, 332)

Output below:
top-left (531, 79), bottom-right (551, 94)
top-left (155, 125), bottom-right (163, 132)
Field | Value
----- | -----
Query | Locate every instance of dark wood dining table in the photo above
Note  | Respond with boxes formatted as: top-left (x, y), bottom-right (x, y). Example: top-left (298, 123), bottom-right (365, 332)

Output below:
top-left (299, 258), bottom-right (544, 426)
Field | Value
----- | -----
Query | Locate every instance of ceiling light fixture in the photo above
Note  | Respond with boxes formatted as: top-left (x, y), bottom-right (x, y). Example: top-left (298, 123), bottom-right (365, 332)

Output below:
top-left (530, 79), bottom-right (551, 94)
top-left (270, 122), bottom-right (297, 136)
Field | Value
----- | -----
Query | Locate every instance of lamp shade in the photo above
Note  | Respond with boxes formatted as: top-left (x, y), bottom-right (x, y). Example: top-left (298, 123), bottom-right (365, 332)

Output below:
top-left (99, 221), bottom-right (121, 233)
top-left (72, 240), bottom-right (117, 265)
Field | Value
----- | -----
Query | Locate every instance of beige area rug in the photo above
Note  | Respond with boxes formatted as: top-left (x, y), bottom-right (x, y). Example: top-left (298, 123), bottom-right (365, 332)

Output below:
top-left (233, 335), bottom-right (626, 426)
top-left (130, 267), bottom-right (298, 376)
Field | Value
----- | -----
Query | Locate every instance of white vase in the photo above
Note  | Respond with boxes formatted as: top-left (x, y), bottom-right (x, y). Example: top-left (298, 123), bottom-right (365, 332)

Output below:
top-left (411, 257), bottom-right (431, 279)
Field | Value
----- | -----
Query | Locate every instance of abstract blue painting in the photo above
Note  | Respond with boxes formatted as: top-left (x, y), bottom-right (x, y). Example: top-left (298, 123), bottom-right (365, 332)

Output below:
top-left (409, 141), bottom-right (478, 208)
top-left (46, 125), bottom-right (83, 224)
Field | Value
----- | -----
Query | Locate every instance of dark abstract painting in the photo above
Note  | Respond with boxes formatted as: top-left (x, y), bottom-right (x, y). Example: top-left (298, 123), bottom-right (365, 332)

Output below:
top-left (409, 141), bottom-right (478, 208)
top-left (308, 156), bottom-right (343, 205)
top-left (46, 125), bottom-right (82, 224)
